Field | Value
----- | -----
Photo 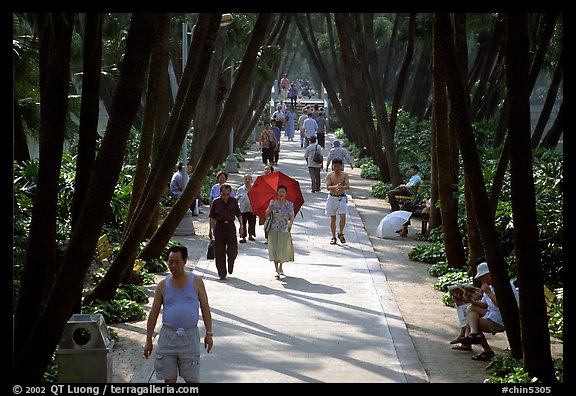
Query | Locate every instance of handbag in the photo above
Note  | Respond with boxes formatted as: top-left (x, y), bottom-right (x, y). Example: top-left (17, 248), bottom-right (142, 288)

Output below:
top-left (313, 145), bottom-right (323, 164)
top-left (263, 212), bottom-right (273, 233)
top-left (206, 240), bottom-right (215, 260)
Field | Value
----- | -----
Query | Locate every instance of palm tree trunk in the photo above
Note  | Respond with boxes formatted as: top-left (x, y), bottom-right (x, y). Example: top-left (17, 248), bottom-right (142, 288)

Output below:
top-left (139, 13), bottom-right (275, 261)
top-left (13, 13), bottom-right (160, 381)
top-left (14, 12), bottom-right (74, 362)
top-left (434, 12), bottom-right (522, 358)
top-left (432, 18), bottom-right (466, 268)
top-left (84, 13), bottom-right (225, 303)
top-left (504, 13), bottom-right (555, 382)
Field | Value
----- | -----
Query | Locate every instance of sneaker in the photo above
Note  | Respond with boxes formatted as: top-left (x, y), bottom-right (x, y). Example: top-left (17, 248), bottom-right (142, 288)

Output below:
top-left (338, 233), bottom-right (346, 243)
top-left (330, 237), bottom-right (337, 245)
top-left (249, 236), bottom-right (255, 241)
top-left (239, 238), bottom-right (246, 243)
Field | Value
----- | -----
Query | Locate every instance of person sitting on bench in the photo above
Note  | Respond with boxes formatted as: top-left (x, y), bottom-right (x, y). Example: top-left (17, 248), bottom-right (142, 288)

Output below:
top-left (387, 165), bottom-right (422, 211)
top-left (459, 261), bottom-right (519, 361)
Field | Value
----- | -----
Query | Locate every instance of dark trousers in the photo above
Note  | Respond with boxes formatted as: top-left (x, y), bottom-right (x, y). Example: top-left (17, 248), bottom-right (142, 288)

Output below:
top-left (214, 222), bottom-right (238, 277)
top-left (241, 211), bottom-right (256, 238)
top-left (308, 167), bottom-right (321, 192)
top-left (262, 147), bottom-right (274, 165)
top-left (317, 133), bottom-right (325, 148)
top-left (387, 187), bottom-right (411, 211)
top-left (273, 145), bottom-right (280, 163)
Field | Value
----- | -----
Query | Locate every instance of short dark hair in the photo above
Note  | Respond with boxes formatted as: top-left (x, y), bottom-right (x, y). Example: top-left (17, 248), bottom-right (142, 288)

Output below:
top-left (410, 165), bottom-right (420, 172)
top-left (309, 136), bottom-right (317, 143)
top-left (277, 184), bottom-right (288, 193)
top-left (220, 184), bottom-right (232, 193)
top-left (333, 158), bottom-right (343, 165)
top-left (168, 245), bottom-right (188, 261)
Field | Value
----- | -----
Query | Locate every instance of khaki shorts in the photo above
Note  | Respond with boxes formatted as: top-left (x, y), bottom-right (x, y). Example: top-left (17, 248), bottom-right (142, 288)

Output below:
top-left (480, 318), bottom-right (506, 335)
top-left (155, 326), bottom-right (201, 382)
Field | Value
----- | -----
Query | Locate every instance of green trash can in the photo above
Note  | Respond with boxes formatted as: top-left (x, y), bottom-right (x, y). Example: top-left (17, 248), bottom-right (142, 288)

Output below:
top-left (56, 314), bottom-right (114, 383)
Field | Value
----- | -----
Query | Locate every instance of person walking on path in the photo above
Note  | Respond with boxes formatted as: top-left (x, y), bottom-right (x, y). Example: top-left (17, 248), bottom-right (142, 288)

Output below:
top-left (387, 165), bottom-right (422, 211)
top-left (304, 136), bottom-right (323, 193)
top-left (271, 119), bottom-right (281, 164)
top-left (301, 111), bottom-right (318, 148)
top-left (209, 170), bottom-right (234, 208)
top-left (288, 83), bottom-right (298, 108)
top-left (325, 158), bottom-right (350, 245)
top-left (325, 140), bottom-right (354, 171)
top-left (259, 121), bottom-right (276, 166)
top-left (236, 174), bottom-right (256, 243)
top-left (143, 245), bottom-right (213, 383)
top-left (208, 184), bottom-right (243, 280)
top-left (315, 108), bottom-right (328, 148)
top-left (284, 106), bottom-right (296, 141)
top-left (297, 107), bottom-right (308, 148)
top-left (265, 185), bottom-right (295, 279)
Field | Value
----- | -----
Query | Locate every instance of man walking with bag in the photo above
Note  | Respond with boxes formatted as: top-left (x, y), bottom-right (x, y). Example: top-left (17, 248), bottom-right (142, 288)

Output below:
top-left (304, 136), bottom-right (323, 193)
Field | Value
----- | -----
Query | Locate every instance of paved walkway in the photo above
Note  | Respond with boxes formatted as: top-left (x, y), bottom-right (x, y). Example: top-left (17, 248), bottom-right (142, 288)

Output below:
top-left (130, 134), bottom-right (428, 383)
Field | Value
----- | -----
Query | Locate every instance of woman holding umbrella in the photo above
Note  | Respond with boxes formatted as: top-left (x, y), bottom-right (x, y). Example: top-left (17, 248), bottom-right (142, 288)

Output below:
top-left (264, 185), bottom-right (295, 279)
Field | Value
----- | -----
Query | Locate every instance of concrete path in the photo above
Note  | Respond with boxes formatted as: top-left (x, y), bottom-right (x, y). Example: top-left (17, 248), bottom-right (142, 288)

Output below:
top-left (131, 134), bottom-right (428, 383)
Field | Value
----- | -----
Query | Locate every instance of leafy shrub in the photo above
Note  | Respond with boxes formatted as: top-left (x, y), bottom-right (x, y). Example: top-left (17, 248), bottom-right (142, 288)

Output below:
top-left (486, 356), bottom-right (563, 383)
top-left (83, 298), bottom-right (145, 323)
top-left (548, 292), bottom-right (563, 340)
top-left (371, 181), bottom-right (389, 199)
top-left (408, 241), bottom-right (446, 264)
top-left (359, 159), bottom-right (381, 180)
top-left (115, 283), bottom-right (148, 304)
top-left (434, 271), bottom-right (472, 293)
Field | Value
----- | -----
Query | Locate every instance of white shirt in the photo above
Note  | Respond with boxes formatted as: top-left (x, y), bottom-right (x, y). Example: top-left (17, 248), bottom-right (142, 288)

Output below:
top-left (302, 117), bottom-right (318, 138)
top-left (482, 280), bottom-right (519, 327)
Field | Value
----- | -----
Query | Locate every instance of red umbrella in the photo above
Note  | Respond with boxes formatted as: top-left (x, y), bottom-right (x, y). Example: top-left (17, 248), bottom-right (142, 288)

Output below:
top-left (248, 171), bottom-right (305, 218)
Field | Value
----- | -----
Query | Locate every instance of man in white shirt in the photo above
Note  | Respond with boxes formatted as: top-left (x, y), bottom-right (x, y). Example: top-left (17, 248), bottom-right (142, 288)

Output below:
top-left (301, 112), bottom-right (318, 148)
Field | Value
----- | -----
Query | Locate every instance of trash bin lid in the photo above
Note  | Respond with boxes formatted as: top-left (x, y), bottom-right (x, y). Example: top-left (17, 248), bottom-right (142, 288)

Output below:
top-left (58, 313), bottom-right (113, 350)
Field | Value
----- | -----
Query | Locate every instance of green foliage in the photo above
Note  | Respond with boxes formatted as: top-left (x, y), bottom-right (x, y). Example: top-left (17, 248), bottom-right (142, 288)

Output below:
top-left (408, 241), bottom-right (445, 264)
top-left (115, 283), bottom-right (148, 304)
top-left (83, 298), bottom-right (145, 324)
top-left (371, 181), bottom-right (389, 199)
top-left (434, 271), bottom-right (472, 293)
top-left (486, 356), bottom-right (563, 383)
top-left (359, 158), bottom-right (381, 180)
top-left (428, 260), bottom-right (467, 277)
top-left (548, 292), bottom-right (563, 340)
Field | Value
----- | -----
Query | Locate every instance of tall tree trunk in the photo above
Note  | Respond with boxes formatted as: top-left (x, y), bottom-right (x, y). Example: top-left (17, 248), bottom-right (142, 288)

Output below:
top-left (389, 13), bottom-right (416, 134)
top-left (493, 13), bottom-right (559, 148)
top-left (539, 100), bottom-right (563, 149)
top-left (139, 13), bottom-right (275, 261)
top-left (359, 13), bottom-right (401, 186)
top-left (470, 14), bottom-right (504, 121)
top-left (191, 30), bottom-right (226, 166)
top-left (13, 89), bottom-right (30, 162)
top-left (125, 14), bottom-right (170, 234)
top-left (72, 13), bottom-right (103, 230)
top-left (14, 13), bottom-right (74, 360)
top-left (434, 12), bottom-right (522, 358)
top-left (334, 13), bottom-right (387, 180)
top-left (504, 13), bottom-right (555, 382)
top-left (531, 51), bottom-right (562, 148)
top-left (432, 16), bottom-right (466, 268)
top-left (13, 13), bottom-right (160, 381)
top-left (84, 13), bottom-right (224, 303)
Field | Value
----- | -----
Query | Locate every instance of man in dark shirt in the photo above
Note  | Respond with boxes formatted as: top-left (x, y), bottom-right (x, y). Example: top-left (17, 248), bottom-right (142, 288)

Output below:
top-left (208, 184), bottom-right (243, 280)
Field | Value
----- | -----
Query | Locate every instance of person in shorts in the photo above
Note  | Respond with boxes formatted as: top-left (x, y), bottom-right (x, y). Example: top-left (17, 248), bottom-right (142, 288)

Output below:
top-left (144, 245), bottom-right (214, 382)
top-left (459, 261), bottom-right (520, 361)
top-left (325, 158), bottom-right (350, 245)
